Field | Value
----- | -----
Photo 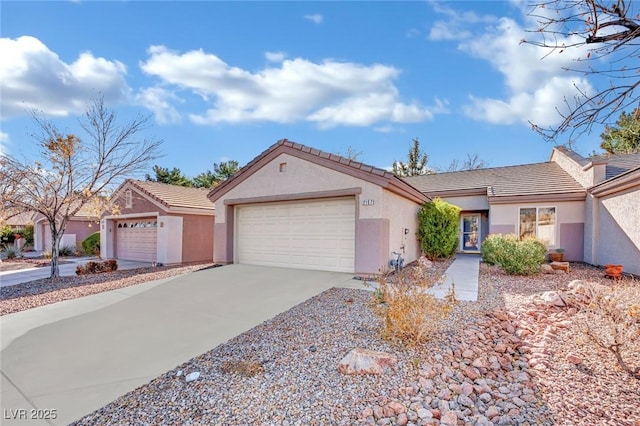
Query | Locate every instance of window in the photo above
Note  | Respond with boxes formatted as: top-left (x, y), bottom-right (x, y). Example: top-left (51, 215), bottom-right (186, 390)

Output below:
top-left (125, 189), bottom-right (132, 208)
top-left (519, 207), bottom-right (556, 246)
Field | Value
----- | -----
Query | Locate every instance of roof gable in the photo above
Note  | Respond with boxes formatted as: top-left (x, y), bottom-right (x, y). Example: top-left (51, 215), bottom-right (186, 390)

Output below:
top-left (113, 180), bottom-right (215, 212)
top-left (208, 139), bottom-right (427, 204)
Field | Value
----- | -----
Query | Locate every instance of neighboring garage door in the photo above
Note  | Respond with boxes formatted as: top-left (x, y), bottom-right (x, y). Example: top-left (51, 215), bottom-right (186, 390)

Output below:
top-left (116, 218), bottom-right (158, 262)
top-left (236, 197), bottom-right (355, 272)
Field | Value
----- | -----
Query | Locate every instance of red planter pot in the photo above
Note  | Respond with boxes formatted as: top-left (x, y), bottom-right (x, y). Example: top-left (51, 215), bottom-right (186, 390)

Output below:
top-left (604, 264), bottom-right (624, 279)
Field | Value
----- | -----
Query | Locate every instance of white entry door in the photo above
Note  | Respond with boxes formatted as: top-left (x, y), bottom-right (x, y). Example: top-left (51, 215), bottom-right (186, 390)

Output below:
top-left (236, 198), bottom-right (355, 272)
top-left (461, 214), bottom-right (481, 252)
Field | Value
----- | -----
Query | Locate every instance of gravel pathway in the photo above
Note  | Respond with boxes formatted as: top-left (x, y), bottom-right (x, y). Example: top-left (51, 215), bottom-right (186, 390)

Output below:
top-left (71, 261), bottom-right (639, 425)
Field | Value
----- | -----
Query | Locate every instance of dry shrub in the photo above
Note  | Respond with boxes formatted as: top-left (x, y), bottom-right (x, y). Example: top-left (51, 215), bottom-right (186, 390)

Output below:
top-left (220, 359), bottom-right (265, 377)
top-left (76, 259), bottom-right (118, 275)
top-left (374, 267), bottom-right (453, 346)
top-left (577, 278), bottom-right (640, 379)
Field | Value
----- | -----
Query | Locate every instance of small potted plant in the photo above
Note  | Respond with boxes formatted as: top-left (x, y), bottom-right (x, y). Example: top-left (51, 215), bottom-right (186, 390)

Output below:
top-left (549, 248), bottom-right (564, 262)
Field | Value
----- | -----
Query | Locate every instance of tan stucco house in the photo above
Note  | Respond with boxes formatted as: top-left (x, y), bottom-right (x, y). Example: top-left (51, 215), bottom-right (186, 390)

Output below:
top-left (100, 180), bottom-right (215, 264)
top-left (207, 139), bottom-right (427, 275)
top-left (207, 140), bottom-right (638, 276)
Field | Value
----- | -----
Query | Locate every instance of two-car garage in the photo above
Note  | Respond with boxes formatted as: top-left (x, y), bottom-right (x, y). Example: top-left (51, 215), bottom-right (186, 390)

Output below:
top-left (209, 139), bottom-right (427, 276)
top-left (236, 197), bottom-right (355, 273)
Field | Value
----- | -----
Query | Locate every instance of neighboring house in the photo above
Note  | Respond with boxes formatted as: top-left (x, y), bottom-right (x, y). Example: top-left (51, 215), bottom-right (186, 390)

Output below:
top-left (34, 205), bottom-right (99, 252)
top-left (3, 211), bottom-right (38, 231)
top-left (207, 139), bottom-right (427, 275)
top-left (101, 180), bottom-right (215, 264)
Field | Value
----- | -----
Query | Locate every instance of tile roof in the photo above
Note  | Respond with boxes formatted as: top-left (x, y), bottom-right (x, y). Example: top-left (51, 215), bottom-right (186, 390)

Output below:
top-left (3, 211), bottom-right (38, 226)
top-left (402, 162), bottom-right (585, 198)
top-left (126, 180), bottom-right (215, 211)
top-left (601, 152), bottom-right (640, 179)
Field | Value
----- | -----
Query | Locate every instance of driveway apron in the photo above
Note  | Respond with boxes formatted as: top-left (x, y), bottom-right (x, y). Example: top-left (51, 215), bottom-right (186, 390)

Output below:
top-left (0, 264), bottom-right (363, 425)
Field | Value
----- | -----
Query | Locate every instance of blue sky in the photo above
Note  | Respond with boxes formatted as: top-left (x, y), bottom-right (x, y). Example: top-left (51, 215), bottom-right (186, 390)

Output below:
top-left (0, 1), bottom-right (609, 179)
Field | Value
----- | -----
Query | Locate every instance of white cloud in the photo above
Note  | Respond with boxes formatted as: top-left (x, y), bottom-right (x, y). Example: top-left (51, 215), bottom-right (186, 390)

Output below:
top-left (428, 3), bottom-right (497, 41)
top-left (135, 87), bottom-right (182, 125)
top-left (304, 14), bottom-right (323, 24)
top-left (0, 36), bottom-right (130, 118)
top-left (140, 45), bottom-right (444, 128)
top-left (265, 51), bottom-right (286, 63)
top-left (428, 3), bottom-right (593, 128)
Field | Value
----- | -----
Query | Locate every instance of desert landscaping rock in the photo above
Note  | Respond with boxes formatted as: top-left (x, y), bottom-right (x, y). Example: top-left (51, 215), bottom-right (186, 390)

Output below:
top-left (58, 261), bottom-right (639, 425)
top-left (337, 348), bottom-right (397, 375)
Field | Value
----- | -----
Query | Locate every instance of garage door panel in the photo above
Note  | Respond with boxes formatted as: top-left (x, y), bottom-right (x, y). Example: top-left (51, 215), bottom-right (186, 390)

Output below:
top-left (116, 219), bottom-right (157, 262)
top-left (237, 198), bottom-right (355, 273)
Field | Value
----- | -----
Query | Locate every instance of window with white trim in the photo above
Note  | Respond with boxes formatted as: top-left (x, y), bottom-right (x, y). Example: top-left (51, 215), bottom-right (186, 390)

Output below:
top-left (519, 207), bottom-right (556, 246)
top-left (125, 189), bottom-right (132, 208)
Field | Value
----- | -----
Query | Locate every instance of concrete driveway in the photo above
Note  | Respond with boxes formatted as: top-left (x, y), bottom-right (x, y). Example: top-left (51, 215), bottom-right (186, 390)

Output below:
top-left (0, 264), bottom-right (365, 425)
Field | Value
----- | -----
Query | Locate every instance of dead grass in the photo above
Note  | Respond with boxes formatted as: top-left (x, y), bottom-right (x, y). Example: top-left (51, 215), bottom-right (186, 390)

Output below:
top-left (220, 359), bottom-right (265, 377)
top-left (373, 264), bottom-right (454, 346)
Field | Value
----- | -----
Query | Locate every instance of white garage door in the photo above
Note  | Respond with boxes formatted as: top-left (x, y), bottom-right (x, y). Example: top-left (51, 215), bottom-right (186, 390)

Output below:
top-left (116, 218), bottom-right (157, 262)
top-left (237, 198), bottom-right (355, 272)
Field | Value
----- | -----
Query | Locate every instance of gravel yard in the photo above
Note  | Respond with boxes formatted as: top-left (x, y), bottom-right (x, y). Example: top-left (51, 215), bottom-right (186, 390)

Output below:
top-left (67, 261), bottom-right (639, 426)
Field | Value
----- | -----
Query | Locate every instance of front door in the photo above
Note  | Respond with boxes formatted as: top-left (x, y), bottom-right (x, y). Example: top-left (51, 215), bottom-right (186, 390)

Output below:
top-left (461, 214), bottom-right (481, 252)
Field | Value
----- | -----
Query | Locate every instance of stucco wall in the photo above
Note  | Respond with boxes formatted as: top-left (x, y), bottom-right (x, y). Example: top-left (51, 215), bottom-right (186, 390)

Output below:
top-left (550, 149), bottom-right (592, 187)
top-left (179, 214), bottom-right (214, 263)
top-left (439, 195), bottom-right (489, 211)
top-left (214, 153), bottom-right (384, 222)
top-left (114, 188), bottom-right (167, 215)
top-left (595, 187), bottom-right (640, 275)
top-left (382, 189), bottom-right (421, 267)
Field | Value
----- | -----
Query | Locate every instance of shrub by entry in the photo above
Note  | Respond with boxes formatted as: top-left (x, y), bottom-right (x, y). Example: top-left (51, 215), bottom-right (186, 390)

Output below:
top-left (418, 198), bottom-right (461, 260)
top-left (481, 233), bottom-right (547, 275)
top-left (81, 232), bottom-right (100, 255)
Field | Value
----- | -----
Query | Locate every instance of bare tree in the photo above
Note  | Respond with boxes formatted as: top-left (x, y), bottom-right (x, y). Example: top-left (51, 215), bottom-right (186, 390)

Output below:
top-left (343, 146), bottom-right (363, 161)
top-left (0, 97), bottom-right (162, 278)
top-left (446, 153), bottom-right (489, 172)
top-left (524, 0), bottom-right (640, 141)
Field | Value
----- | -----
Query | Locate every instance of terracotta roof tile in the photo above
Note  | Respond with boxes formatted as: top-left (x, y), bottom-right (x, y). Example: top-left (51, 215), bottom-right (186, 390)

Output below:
top-left (403, 162), bottom-right (585, 197)
top-left (127, 180), bottom-right (215, 211)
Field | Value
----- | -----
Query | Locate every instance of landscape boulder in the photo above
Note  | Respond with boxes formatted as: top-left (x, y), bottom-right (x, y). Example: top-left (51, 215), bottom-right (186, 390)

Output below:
top-left (338, 348), bottom-right (397, 375)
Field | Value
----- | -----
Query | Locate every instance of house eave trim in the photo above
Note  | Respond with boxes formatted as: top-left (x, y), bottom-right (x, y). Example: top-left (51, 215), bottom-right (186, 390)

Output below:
top-left (489, 192), bottom-right (586, 204)
top-left (589, 167), bottom-right (640, 196)
top-left (224, 188), bottom-right (362, 206)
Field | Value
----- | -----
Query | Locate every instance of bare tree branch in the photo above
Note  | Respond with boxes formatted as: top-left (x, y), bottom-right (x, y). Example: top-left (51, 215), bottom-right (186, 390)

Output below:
top-left (1, 96), bottom-right (162, 278)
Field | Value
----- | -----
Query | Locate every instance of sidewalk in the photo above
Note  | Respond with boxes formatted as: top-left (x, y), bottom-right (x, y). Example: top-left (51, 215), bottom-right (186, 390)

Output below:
top-left (429, 254), bottom-right (480, 301)
top-left (0, 258), bottom-right (152, 287)
top-left (366, 254), bottom-right (481, 302)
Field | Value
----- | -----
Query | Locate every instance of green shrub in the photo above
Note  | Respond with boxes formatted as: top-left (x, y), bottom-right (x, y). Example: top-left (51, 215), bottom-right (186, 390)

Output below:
top-left (23, 224), bottom-right (34, 245)
top-left (417, 198), bottom-right (461, 259)
top-left (2, 244), bottom-right (21, 259)
top-left (481, 233), bottom-right (546, 275)
top-left (82, 232), bottom-right (101, 255)
top-left (1, 225), bottom-right (15, 245)
top-left (58, 245), bottom-right (75, 257)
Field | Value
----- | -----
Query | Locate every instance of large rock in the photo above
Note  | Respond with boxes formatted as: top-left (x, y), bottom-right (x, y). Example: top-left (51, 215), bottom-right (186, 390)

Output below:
top-left (337, 348), bottom-right (397, 375)
top-left (540, 291), bottom-right (567, 307)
